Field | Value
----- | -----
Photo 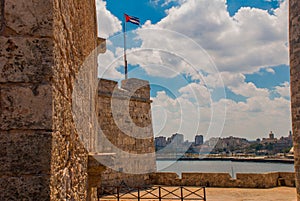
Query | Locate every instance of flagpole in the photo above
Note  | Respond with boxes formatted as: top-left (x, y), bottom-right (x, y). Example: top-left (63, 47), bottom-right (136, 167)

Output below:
top-left (123, 14), bottom-right (128, 80)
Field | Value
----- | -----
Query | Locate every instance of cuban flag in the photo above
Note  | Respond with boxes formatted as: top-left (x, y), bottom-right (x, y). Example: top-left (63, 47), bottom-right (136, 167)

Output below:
top-left (125, 14), bottom-right (140, 26)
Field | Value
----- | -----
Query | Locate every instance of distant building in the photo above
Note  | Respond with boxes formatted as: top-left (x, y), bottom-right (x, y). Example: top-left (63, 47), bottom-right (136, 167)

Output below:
top-left (155, 136), bottom-right (167, 147)
top-left (289, 131), bottom-right (293, 141)
top-left (195, 135), bottom-right (204, 145)
top-left (206, 137), bottom-right (220, 147)
top-left (262, 131), bottom-right (277, 144)
top-left (168, 133), bottom-right (184, 145)
top-left (269, 131), bottom-right (275, 140)
top-left (260, 131), bottom-right (293, 154)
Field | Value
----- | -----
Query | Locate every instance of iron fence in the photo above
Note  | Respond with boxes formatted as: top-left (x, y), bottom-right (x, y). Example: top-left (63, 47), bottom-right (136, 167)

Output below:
top-left (98, 183), bottom-right (206, 201)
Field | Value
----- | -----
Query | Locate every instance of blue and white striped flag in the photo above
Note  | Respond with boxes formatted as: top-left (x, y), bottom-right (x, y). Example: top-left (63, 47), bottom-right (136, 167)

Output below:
top-left (125, 14), bottom-right (140, 26)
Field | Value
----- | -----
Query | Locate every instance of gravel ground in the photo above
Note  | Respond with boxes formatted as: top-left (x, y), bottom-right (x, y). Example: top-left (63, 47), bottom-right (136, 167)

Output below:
top-left (205, 187), bottom-right (296, 201)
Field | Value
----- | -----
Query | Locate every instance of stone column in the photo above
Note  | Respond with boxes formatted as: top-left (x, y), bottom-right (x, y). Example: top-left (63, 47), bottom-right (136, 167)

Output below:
top-left (290, 0), bottom-right (300, 200)
top-left (0, 0), bottom-right (98, 200)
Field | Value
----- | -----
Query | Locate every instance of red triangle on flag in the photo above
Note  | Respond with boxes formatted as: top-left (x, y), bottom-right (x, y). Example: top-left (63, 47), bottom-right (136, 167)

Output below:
top-left (125, 14), bottom-right (130, 22)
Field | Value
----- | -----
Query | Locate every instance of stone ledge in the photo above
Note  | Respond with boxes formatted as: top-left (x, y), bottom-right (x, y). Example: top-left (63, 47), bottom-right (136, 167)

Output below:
top-left (88, 152), bottom-right (116, 173)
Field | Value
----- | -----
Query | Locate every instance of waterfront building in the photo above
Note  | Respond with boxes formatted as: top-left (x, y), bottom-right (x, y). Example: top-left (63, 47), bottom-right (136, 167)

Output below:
top-left (262, 131), bottom-right (277, 144)
top-left (155, 136), bottom-right (167, 147)
top-left (168, 133), bottom-right (184, 146)
top-left (269, 131), bottom-right (275, 140)
top-left (195, 135), bottom-right (204, 145)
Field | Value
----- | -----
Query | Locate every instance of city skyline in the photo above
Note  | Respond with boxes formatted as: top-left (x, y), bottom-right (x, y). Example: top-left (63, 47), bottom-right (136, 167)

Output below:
top-left (97, 0), bottom-right (291, 141)
top-left (155, 131), bottom-right (293, 157)
top-left (155, 130), bottom-right (292, 144)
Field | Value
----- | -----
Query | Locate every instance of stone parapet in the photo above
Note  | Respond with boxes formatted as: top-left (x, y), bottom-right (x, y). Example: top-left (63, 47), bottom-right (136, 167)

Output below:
top-left (98, 79), bottom-right (118, 94)
top-left (101, 168), bottom-right (153, 187)
top-left (98, 78), bottom-right (152, 103)
top-left (121, 78), bottom-right (151, 99)
top-left (150, 172), bottom-right (296, 188)
top-left (149, 172), bottom-right (181, 186)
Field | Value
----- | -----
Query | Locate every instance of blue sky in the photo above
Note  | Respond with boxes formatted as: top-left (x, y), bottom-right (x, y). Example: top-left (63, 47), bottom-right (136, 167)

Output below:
top-left (96, 0), bottom-right (290, 141)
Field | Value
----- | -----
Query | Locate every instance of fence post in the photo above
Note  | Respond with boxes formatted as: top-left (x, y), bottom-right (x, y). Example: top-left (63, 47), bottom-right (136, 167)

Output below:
top-left (117, 186), bottom-right (120, 201)
top-left (203, 187), bottom-right (206, 201)
top-left (138, 187), bottom-right (140, 201)
top-left (159, 186), bottom-right (161, 201)
top-left (180, 187), bottom-right (184, 201)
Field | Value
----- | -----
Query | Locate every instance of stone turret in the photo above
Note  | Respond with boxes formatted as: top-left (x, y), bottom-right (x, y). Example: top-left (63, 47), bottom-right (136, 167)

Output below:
top-left (97, 78), bottom-right (156, 187)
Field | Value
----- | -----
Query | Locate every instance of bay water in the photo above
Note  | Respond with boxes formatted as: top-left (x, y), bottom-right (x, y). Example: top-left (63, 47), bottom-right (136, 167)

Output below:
top-left (156, 160), bottom-right (294, 178)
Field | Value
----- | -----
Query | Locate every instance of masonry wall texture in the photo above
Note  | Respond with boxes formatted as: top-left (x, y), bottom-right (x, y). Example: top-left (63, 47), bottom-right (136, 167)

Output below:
top-left (290, 0), bottom-right (300, 200)
top-left (97, 78), bottom-right (156, 187)
top-left (0, 0), bottom-right (98, 200)
top-left (150, 172), bottom-right (296, 188)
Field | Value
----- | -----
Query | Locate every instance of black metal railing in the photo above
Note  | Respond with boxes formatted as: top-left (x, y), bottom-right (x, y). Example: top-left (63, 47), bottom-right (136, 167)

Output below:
top-left (98, 183), bottom-right (206, 201)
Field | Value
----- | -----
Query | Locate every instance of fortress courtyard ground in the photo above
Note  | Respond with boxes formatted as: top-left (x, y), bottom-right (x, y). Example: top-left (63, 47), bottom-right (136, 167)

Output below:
top-left (206, 187), bottom-right (296, 201)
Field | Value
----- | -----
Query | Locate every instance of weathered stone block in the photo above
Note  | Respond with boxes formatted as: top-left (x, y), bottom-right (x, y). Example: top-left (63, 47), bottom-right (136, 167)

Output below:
top-left (0, 175), bottom-right (50, 201)
top-left (236, 173), bottom-right (279, 188)
top-left (4, 0), bottom-right (53, 37)
top-left (0, 84), bottom-right (52, 130)
top-left (121, 78), bottom-right (151, 99)
top-left (97, 37), bottom-right (106, 54)
top-left (0, 130), bottom-right (52, 176)
top-left (98, 79), bottom-right (118, 93)
top-left (0, 0), bottom-right (3, 32)
top-left (0, 36), bottom-right (53, 83)
top-left (279, 172), bottom-right (296, 187)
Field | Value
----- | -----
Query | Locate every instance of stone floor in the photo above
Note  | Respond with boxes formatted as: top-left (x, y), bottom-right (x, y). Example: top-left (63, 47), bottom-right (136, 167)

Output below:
top-left (206, 187), bottom-right (296, 201)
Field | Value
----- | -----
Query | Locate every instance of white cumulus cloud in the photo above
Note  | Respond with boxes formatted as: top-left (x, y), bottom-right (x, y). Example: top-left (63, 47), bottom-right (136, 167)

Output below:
top-left (138, 0), bottom-right (288, 74)
top-left (275, 81), bottom-right (290, 98)
top-left (96, 0), bottom-right (122, 38)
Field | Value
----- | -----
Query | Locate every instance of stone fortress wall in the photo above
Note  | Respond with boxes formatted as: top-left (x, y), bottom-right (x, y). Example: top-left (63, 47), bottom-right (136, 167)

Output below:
top-left (289, 0), bottom-right (300, 200)
top-left (97, 78), bottom-right (157, 187)
top-left (0, 0), bottom-right (100, 200)
top-left (150, 172), bottom-right (296, 188)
